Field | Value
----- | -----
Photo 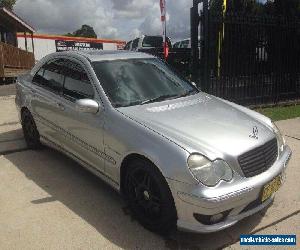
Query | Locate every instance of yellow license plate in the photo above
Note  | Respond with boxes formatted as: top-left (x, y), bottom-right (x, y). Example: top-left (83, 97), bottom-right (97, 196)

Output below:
top-left (261, 175), bottom-right (282, 202)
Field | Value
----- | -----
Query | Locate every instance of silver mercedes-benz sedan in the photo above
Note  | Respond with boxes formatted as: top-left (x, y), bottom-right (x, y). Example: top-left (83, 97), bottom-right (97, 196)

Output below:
top-left (15, 50), bottom-right (292, 234)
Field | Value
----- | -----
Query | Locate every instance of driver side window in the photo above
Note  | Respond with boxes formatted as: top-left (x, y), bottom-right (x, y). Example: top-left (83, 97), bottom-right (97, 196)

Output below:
top-left (61, 59), bottom-right (94, 101)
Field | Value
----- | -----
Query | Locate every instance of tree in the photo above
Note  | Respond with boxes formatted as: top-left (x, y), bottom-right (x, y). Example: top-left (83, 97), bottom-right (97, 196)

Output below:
top-left (64, 25), bottom-right (97, 38)
top-left (0, 0), bottom-right (16, 10)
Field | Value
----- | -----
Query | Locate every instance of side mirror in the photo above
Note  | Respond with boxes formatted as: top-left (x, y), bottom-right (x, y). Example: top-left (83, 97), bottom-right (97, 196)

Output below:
top-left (75, 99), bottom-right (100, 114)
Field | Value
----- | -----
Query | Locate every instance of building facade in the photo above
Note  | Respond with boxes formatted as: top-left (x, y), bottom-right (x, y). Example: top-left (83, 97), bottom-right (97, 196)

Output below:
top-left (17, 33), bottom-right (126, 61)
top-left (0, 7), bottom-right (35, 79)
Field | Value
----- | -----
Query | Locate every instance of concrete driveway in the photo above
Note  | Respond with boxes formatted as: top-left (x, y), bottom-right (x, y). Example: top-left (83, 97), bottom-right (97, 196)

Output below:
top-left (0, 93), bottom-right (299, 249)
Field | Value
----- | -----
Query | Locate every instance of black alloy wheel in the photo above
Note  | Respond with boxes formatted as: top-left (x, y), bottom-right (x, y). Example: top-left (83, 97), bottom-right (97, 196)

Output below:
top-left (124, 158), bottom-right (177, 235)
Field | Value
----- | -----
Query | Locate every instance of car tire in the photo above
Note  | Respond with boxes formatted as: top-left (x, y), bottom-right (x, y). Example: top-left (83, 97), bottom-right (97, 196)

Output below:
top-left (21, 109), bottom-right (42, 149)
top-left (124, 158), bottom-right (177, 235)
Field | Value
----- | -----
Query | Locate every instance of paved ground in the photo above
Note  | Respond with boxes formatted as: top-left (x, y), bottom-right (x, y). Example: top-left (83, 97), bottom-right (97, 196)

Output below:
top-left (0, 83), bottom-right (16, 97)
top-left (0, 88), bottom-right (299, 249)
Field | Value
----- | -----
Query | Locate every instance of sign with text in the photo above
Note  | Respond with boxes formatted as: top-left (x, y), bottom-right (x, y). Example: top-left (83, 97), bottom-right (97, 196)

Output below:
top-left (240, 235), bottom-right (296, 246)
top-left (55, 40), bottom-right (103, 52)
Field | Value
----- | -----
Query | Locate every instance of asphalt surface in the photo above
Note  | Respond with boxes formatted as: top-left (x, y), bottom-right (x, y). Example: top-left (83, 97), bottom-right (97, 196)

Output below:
top-left (0, 85), bottom-right (299, 249)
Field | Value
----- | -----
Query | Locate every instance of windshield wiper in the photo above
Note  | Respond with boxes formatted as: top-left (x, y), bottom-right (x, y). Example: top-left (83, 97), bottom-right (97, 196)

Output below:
top-left (114, 100), bottom-right (142, 108)
top-left (115, 91), bottom-right (198, 108)
top-left (141, 94), bottom-right (178, 105)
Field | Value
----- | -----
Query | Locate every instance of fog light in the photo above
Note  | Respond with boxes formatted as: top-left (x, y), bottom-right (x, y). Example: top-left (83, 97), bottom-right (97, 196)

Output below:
top-left (210, 213), bottom-right (224, 223)
top-left (194, 210), bottom-right (231, 225)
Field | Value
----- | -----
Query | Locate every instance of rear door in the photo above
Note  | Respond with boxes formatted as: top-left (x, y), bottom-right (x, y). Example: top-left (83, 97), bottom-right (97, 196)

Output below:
top-left (30, 59), bottom-right (65, 146)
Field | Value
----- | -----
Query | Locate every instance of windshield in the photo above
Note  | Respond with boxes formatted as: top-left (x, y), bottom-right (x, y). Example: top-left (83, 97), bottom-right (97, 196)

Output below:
top-left (92, 58), bottom-right (198, 108)
top-left (142, 36), bottom-right (172, 48)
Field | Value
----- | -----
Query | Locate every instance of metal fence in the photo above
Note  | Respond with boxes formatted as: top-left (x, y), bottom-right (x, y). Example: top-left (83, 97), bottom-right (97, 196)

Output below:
top-left (192, 3), bottom-right (300, 106)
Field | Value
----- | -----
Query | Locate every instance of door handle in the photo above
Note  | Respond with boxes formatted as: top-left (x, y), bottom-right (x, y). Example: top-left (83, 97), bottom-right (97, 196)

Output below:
top-left (56, 102), bottom-right (65, 111)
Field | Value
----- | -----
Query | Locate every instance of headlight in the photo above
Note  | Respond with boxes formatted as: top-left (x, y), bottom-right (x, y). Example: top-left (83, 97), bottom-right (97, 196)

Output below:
top-left (271, 122), bottom-right (285, 153)
top-left (187, 154), bottom-right (233, 187)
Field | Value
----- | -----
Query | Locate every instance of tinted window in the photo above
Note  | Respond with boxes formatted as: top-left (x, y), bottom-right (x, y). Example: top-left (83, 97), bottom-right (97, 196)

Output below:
top-left (33, 59), bottom-right (64, 93)
top-left (62, 60), bottom-right (94, 101)
top-left (173, 42), bottom-right (180, 48)
top-left (132, 38), bottom-right (139, 50)
top-left (92, 59), bottom-right (198, 107)
top-left (142, 36), bottom-right (172, 48)
top-left (32, 67), bottom-right (45, 84)
top-left (181, 40), bottom-right (190, 48)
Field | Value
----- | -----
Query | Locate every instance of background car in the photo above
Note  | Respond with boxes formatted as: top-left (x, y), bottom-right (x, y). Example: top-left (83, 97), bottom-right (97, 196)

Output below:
top-left (124, 35), bottom-right (172, 52)
top-left (173, 39), bottom-right (190, 48)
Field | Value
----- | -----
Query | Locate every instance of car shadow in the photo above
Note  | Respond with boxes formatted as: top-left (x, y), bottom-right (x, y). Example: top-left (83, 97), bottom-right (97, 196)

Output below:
top-left (4, 147), bottom-right (268, 249)
top-left (0, 127), bottom-right (23, 142)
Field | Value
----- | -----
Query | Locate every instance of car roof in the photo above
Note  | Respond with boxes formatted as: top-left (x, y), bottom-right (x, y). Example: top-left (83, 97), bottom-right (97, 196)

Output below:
top-left (54, 50), bottom-right (155, 62)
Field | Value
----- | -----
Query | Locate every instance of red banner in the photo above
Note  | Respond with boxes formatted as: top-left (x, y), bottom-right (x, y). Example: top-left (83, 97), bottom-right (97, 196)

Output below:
top-left (160, 0), bottom-right (168, 59)
top-left (160, 0), bottom-right (166, 22)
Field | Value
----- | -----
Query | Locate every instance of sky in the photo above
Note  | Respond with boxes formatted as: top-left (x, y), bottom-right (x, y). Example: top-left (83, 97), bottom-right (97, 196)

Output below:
top-left (14, 0), bottom-right (193, 42)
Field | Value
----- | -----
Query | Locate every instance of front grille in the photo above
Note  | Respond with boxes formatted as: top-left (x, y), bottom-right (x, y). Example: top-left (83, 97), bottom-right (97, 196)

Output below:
top-left (238, 138), bottom-right (278, 177)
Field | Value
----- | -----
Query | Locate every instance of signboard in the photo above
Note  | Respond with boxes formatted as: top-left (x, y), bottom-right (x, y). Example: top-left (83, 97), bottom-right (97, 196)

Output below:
top-left (55, 40), bottom-right (103, 52)
top-left (117, 42), bottom-right (126, 50)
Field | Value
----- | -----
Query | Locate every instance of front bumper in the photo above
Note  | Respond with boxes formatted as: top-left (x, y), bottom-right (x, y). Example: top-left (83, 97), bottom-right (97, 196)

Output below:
top-left (167, 145), bottom-right (292, 233)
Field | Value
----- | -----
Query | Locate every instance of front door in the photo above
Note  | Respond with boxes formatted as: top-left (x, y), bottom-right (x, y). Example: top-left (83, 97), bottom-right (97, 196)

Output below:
top-left (53, 58), bottom-right (106, 174)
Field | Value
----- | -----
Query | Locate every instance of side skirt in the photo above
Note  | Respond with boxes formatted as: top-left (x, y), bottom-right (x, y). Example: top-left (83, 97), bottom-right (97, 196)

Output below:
top-left (40, 135), bottom-right (120, 192)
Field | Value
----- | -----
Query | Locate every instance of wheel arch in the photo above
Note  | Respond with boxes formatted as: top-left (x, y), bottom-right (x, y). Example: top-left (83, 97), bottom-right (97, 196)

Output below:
top-left (119, 153), bottom-right (164, 195)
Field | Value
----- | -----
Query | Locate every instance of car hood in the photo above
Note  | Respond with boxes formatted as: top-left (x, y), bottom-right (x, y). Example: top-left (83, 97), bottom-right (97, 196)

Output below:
top-left (118, 93), bottom-right (275, 160)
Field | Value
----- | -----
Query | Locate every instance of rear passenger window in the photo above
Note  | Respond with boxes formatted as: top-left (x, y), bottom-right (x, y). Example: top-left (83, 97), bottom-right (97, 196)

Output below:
top-left (62, 60), bottom-right (94, 101)
top-left (33, 59), bottom-right (64, 93)
top-left (43, 62), bottom-right (64, 92)
top-left (32, 68), bottom-right (44, 84)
